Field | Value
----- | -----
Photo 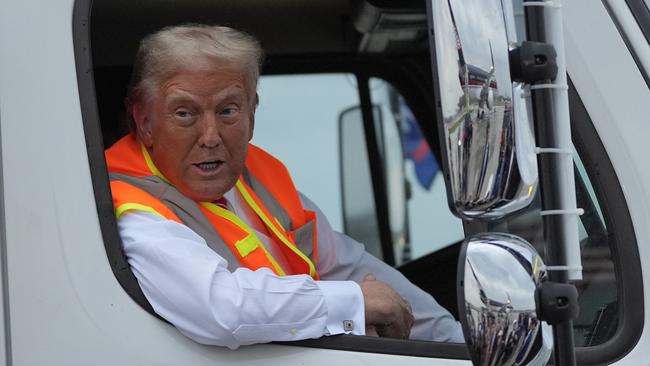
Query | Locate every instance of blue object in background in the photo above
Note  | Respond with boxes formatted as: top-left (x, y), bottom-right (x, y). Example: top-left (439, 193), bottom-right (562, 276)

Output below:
top-left (399, 98), bottom-right (439, 190)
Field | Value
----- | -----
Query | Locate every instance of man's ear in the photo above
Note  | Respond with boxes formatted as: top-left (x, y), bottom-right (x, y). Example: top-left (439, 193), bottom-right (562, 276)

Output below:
top-left (132, 102), bottom-right (154, 147)
top-left (247, 109), bottom-right (255, 142)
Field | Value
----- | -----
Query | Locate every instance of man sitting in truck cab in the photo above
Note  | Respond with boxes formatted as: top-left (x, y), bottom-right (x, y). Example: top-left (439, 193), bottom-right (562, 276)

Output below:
top-left (105, 23), bottom-right (463, 349)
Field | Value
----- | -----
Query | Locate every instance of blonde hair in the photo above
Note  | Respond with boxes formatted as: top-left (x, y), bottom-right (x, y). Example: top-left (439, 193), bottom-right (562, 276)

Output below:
top-left (125, 24), bottom-right (264, 131)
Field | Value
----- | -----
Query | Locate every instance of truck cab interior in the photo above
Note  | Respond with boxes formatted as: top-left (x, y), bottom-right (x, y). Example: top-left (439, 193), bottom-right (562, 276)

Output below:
top-left (89, 0), bottom-right (470, 357)
top-left (93, 0), bottom-right (436, 148)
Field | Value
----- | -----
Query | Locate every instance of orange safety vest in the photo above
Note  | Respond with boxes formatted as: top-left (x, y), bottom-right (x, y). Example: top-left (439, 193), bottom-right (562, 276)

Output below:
top-left (106, 135), bottom-right (319, 279)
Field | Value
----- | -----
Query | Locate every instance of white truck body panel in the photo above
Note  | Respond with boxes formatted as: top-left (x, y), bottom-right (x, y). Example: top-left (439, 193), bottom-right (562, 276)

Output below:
top-left (0, 2), bottom-right (472, 364)
top-left (0, 0), bottom-right (648, 364)
top-left (564, 1), bottom-right (650, 363)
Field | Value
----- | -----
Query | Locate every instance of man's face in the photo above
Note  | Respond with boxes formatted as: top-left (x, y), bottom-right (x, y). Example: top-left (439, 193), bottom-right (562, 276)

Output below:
top-left (133, 62), bottom-right (255, 202)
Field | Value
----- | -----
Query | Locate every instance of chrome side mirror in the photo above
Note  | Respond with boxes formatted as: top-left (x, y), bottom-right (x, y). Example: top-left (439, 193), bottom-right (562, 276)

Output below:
top-left (458, 233), bottom-right (553, 366)
top-left (430, 0), bottom-right (538, 220)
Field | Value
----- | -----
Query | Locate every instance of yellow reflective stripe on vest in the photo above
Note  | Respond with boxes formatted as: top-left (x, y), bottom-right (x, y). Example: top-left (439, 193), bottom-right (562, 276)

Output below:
top-left (235, 180), bottom-right (317, 278)
top-left (199, 202), bottom-right (287, 276)
top-left (115, 202), bottom-right (166, 220)
top-left (235, 234), bottom-right (260, 257)
top-left (141, 143), bottom-right (171, 184)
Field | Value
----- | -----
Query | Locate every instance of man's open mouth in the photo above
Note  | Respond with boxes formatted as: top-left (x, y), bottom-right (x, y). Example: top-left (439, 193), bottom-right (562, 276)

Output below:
top-left (195, 160), bottom-right (224, 172)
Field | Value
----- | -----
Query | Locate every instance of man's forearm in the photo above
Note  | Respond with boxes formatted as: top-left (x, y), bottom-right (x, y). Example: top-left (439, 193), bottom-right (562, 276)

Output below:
top-left (119, 210), bottom-right (365, 348)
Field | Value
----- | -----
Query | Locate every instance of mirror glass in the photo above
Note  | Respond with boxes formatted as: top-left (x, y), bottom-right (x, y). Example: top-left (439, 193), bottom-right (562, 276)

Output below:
top-left (339, 106), bottom-right (383, 260)
top-left (458, 233), bottom-right (553, 366)
top-left (431, 0), bottom-right (538, 220)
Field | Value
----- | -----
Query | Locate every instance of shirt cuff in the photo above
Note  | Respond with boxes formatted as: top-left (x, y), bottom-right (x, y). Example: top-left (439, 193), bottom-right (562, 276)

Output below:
top-left (315, 280), bottom-right (365, 336)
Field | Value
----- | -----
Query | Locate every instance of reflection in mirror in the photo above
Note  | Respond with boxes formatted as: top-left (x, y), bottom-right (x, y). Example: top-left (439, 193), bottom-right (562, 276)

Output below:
top-left (459, 233), bottom-right (552, 366)
top-left (431, 0), bottom-right (538, 220)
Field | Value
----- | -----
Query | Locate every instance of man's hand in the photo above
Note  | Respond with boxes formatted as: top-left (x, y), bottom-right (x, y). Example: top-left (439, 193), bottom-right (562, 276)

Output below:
top-left (360, 274), bottom-right (414, 339)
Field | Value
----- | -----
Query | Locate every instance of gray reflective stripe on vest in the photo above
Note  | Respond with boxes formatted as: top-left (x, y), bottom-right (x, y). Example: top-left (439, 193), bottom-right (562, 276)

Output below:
top-left (242, 167), bottom-right (315, 259)
top-left (110, 172), bottom-right (240, 271)
top-left (291, 220), bottom-right (314, 259)
top-left (242, 168), bottom-right (292, 230)
top-left (110, 171), bottom-right (317, 270)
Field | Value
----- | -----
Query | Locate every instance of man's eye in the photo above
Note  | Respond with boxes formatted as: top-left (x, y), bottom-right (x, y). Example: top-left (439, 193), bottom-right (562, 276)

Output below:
top-left (174, 109), bottom-right (197, 124)
top-left (220, 106), bottom-right (240, 117)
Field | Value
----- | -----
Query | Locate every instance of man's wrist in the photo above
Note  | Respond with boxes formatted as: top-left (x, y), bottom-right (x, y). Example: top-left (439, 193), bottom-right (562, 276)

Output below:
top-left (315, 280), bottom-right (365, 336)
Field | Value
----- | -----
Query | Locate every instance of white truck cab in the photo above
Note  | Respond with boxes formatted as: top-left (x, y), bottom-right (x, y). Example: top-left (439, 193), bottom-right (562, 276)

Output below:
top-left (0, 0), bottom-right (649, 365)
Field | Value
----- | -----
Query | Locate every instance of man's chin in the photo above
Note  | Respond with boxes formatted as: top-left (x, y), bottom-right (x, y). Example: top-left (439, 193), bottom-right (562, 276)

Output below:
top-left (190, 192), bottom-right (226, 202)
top-left (181, 183), bottom-right (232, 202)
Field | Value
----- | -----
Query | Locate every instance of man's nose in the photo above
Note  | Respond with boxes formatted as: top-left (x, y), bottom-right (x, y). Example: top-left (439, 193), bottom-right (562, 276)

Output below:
top-left (197, 116), bottom-right (222, 148)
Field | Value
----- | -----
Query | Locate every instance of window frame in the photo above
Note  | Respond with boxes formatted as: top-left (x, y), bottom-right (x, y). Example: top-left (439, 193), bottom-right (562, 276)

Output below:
top-left (263, 58), bottom-right (459, 266)
top-left (357, 73), bottom-right (396, 265)
top-left (74, 0), bottom-right (470, 359)
top-left (625, 0), bottom-right (650, 46)
top-left (605, 0), bottom-right (650, 88)
top-left (567, 79), bottom-right (644, 364)
top-left (72, 0), bottom-right (161, 320)
top-left (75, 0), bottom-right (644, 361)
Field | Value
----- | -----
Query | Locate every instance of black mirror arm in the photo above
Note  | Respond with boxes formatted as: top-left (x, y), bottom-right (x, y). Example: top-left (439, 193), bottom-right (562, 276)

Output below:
top-left (509, 41), bottom-right (558, 84)
top-left (536, 281), bottom-right (580, 325)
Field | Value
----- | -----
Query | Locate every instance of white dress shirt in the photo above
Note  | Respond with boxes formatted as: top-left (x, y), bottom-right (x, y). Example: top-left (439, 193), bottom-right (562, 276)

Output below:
top-left (118, 188), bottom-right (464, 349)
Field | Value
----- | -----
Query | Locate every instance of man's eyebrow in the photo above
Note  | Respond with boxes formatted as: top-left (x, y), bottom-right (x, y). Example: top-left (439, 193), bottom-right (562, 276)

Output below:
top-left (164, 85), bottom-right (248, 105)
top-left (212, 87), bottom-right (246, 103)
top-left (165, 91), bottom-right (199, 104)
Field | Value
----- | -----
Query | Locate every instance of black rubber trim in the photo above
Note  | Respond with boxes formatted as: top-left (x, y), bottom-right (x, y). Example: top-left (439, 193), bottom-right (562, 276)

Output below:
top-left (0, 84), bottom-right (12, 366)
top-left (568, 78), bottom-right (644, 365)
top-left (362, 0), bottom-right (425, 11)
top-left (455, 237), bottom-right (469, 348)
top-left (625, 0), bottom-right (650, 45)
top-left (72, 0), bottom-right (163, 321)
top-left (278, 335), bottom-right (469, 359)
top-left (603, 0), bottom-right (650, 88)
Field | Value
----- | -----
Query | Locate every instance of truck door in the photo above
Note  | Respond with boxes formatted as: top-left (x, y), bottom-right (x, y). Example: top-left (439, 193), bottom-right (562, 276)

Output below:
top-left (72, 0), bottom-right (649, 365)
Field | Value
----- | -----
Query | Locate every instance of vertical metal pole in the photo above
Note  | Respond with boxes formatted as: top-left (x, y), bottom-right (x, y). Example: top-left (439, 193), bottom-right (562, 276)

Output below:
top-left (524, 2), bottom-right (577, 365)
top-left (357, 75), bottom-right (396, 266)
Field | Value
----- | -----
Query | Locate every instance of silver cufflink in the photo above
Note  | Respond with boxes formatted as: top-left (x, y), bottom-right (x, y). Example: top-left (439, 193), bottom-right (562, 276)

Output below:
top-left (343, 320), bottom-right (354, 331)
